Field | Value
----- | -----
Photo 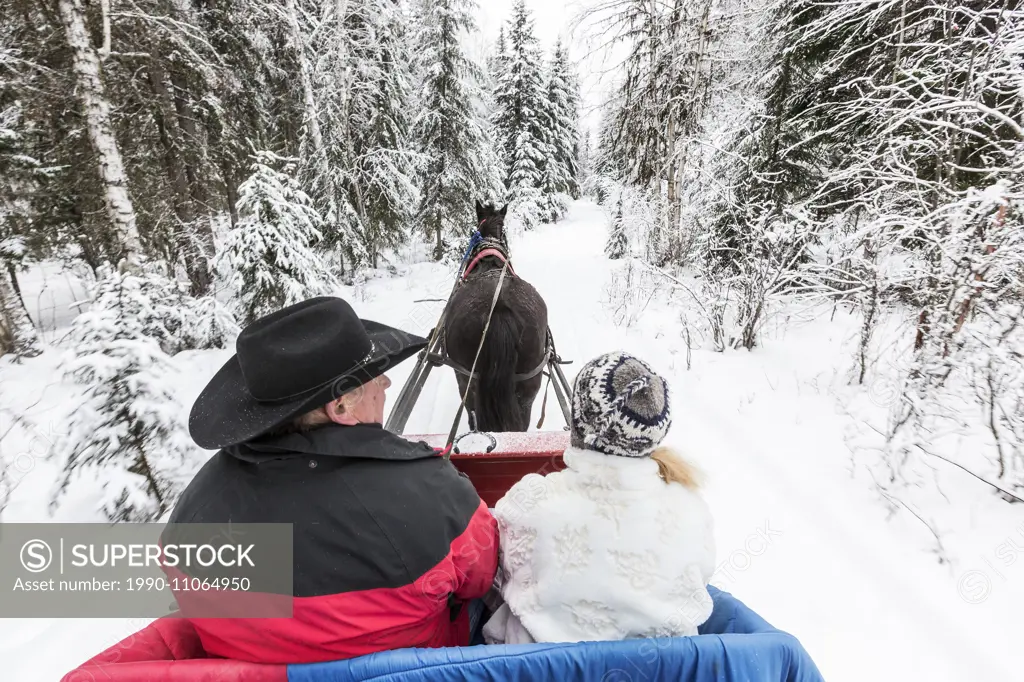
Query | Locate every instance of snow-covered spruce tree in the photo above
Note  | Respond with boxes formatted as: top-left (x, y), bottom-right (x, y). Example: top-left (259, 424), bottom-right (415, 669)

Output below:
top-left (49, 266), bottom-right (198, 522)
top-left (487, 25), bottom-right (508, 83)
top-left (605, 197), bottom-right (628, 259)
top-left (412, 0), bottom-right (505, 260)
top-left (541, 40), bottom-right (581, 201)
top-left (576, 126), bottom-right (594, 195)
top-left (347, 0), bottom-right (419, 269)
top-left (590, 105), bottom-right (624, 206)
top-left (180, 293), bottom-right (240, 352)
top-left (284, 0), bottom-right (367, 275)
top-left (218, 151), bottom-right (333, 325)
top-left (492, 0), bottom-right (551, 229)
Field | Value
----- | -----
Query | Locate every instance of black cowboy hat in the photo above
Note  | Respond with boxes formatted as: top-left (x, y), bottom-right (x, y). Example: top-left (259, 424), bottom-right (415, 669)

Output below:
top-left (189, 297), bottom-right (427, 450)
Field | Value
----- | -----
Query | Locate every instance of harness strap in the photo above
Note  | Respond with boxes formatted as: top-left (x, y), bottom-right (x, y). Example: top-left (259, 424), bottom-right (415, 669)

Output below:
top-left (535, 370), bottom-right (552, 429)
top-left (441, 345), bottom-right (550, 382)
top-left (444, 260), bottom-right (510, 459)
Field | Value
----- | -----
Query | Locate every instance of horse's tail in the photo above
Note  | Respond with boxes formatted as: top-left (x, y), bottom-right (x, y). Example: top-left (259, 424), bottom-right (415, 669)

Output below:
top-left (473, 303), bottom-right (521, 432)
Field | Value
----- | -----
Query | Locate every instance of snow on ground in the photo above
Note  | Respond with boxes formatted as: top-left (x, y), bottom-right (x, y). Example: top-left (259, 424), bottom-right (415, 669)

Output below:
top-left (10, 260), bottom-right (93, 342)
top-left (2, 199), bottom-right (1023, 681)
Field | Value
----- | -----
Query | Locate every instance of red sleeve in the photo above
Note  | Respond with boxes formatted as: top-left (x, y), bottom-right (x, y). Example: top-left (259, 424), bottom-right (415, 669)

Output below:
top-left (451, 500), bottom-right (499, 600)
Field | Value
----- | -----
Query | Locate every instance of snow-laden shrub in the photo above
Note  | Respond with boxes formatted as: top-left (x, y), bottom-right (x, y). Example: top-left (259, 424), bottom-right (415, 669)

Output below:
top-left (603, 257), bottom-right (659, 328)
top-left (49, 268), bottom-right (200, 521)
top-left (539, 191), bottom-right (572, 224)
top-left (507, 186), bottom-right (547, 232)
top-left (217, 151), bottom-right (334, 324)
top-left (883, 181), bottom-right (1024, 498)
top-left (589, 175), bottom-right (671, 263)
top-left (181, 294), bottom-right (240, 351)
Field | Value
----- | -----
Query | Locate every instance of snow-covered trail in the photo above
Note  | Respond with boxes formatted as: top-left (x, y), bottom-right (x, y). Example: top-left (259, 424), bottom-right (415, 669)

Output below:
top-left (500, 201), bottom-right (1020, 682)
top-left (3, 200), bottom-right (1021, 681)
top-left (387, 200), bottom-right (1019, 681)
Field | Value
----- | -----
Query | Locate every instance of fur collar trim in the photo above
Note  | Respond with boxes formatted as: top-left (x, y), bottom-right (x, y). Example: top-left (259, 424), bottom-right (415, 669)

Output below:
top-left (561, 445), bottom-right (663, 490)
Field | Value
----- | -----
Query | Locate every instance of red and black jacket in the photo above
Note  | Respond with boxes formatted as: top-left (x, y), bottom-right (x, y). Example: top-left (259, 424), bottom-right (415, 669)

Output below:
top-left (163, 423), bottom-right (499, 664)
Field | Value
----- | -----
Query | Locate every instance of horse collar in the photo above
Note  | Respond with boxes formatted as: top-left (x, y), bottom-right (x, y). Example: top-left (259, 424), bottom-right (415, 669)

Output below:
top-left (463, 247), bottom-right (514, 280)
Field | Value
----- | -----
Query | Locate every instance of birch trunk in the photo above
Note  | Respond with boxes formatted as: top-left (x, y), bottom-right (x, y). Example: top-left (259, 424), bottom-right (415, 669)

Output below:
top-left (56, 0), bottom-right (143, 264)
top-left (287, 0), bottom-right (326, 161)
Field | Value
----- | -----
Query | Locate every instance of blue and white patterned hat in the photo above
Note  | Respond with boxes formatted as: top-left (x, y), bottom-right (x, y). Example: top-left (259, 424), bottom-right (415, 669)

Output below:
top-left (570, 351), bottom-right (672, 457)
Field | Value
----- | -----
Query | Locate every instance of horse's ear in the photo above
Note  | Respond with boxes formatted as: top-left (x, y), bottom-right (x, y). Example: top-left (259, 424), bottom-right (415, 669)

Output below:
top-left (475, 199), bottom-right (485, 223)
top-left (498, 203), bottom-right (508, 218)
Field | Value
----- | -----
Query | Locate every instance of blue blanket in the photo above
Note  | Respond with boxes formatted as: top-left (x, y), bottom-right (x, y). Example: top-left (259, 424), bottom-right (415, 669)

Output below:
top-left (288, 586), bottom-right (824, 682)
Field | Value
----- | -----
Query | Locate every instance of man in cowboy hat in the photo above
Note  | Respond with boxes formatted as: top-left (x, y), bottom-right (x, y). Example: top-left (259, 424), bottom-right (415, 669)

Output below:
top-left (163, 296), bottom-right (499, 664)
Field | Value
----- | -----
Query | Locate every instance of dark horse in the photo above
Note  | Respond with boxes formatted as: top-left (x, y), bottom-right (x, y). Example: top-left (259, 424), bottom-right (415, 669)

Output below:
top-left (443, 201), bottom-right (549, 432)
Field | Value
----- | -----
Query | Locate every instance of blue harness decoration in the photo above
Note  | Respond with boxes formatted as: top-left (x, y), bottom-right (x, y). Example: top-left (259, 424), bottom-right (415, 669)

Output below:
top-left (462, 230), bottom-right (483, 264)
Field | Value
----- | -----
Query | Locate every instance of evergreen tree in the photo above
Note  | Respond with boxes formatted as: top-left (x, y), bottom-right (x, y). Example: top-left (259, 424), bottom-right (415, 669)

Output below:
top-left (412, 0), bottom-right (504, 260)
top-left (217, 151), bottom-right (333, 324)
top-left (545, 40), bottom-right (581, 197)
top-left (50, 267), bottom-right (199, 522)
top-left (576, 126), bottom-right (593, 192)
top-left (706, 0), bottom-right (820, 272)
top-left (605, 197), bottom-right (628, 259)
top-left (487, 26), bottom-right (508, 80)
top-left (537, 39), bottom-right (581, 221)
top-left (492, 0), bottom-right (550, 228)
top-left (348, 0), bottom-right (419, 269)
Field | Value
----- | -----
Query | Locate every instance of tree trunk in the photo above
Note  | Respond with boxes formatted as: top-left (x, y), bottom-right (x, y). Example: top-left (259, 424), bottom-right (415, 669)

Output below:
top-left (0, 269), bottom-right (41, 358)
top-left (169, 67), bottom-right (216, 259)
top-left (288, 0), bottom-right (355, 259)
top-left (5, 261), bottom-right (26, 312)
top-left (147, 54), bottom-right (211, 296)
top-left (223, 163), bottom-right (240, 229)
top-left (287, 0), bottom-right (326, 161)
top-left (56, 0), bottom-right (144, 265)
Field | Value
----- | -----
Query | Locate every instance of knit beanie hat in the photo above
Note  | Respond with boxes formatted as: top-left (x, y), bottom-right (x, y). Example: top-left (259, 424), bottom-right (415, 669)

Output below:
top-left (569, 351), bottom-right (671, 457)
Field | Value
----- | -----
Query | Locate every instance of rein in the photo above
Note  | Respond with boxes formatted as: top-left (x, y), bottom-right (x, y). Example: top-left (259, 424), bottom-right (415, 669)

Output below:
top-left (443, 258), bottom-right (511, 459)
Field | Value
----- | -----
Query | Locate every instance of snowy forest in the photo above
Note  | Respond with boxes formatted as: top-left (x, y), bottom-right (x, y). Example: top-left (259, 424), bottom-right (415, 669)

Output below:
top-left (584, 0), bottom-right (1024, 519)
top-left (0, 0), bottom-right (583, 520)
top-left (1, 0), bottom-right (1023, 586)
top-left (2, 0), bottom-right (1024, 678)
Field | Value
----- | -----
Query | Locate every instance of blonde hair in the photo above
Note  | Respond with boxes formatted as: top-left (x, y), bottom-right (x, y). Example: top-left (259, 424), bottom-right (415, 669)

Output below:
top-left (650, 447), bottom-right (703, 491)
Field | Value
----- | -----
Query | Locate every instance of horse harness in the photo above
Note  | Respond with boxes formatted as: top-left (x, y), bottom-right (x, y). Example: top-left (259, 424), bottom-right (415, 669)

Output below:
top-left (432, 233), bottom-right (552, 384)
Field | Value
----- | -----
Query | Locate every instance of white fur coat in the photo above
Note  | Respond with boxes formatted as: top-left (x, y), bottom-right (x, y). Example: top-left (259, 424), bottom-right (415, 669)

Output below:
top-left (483, 446), bottom-right (717, 644)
